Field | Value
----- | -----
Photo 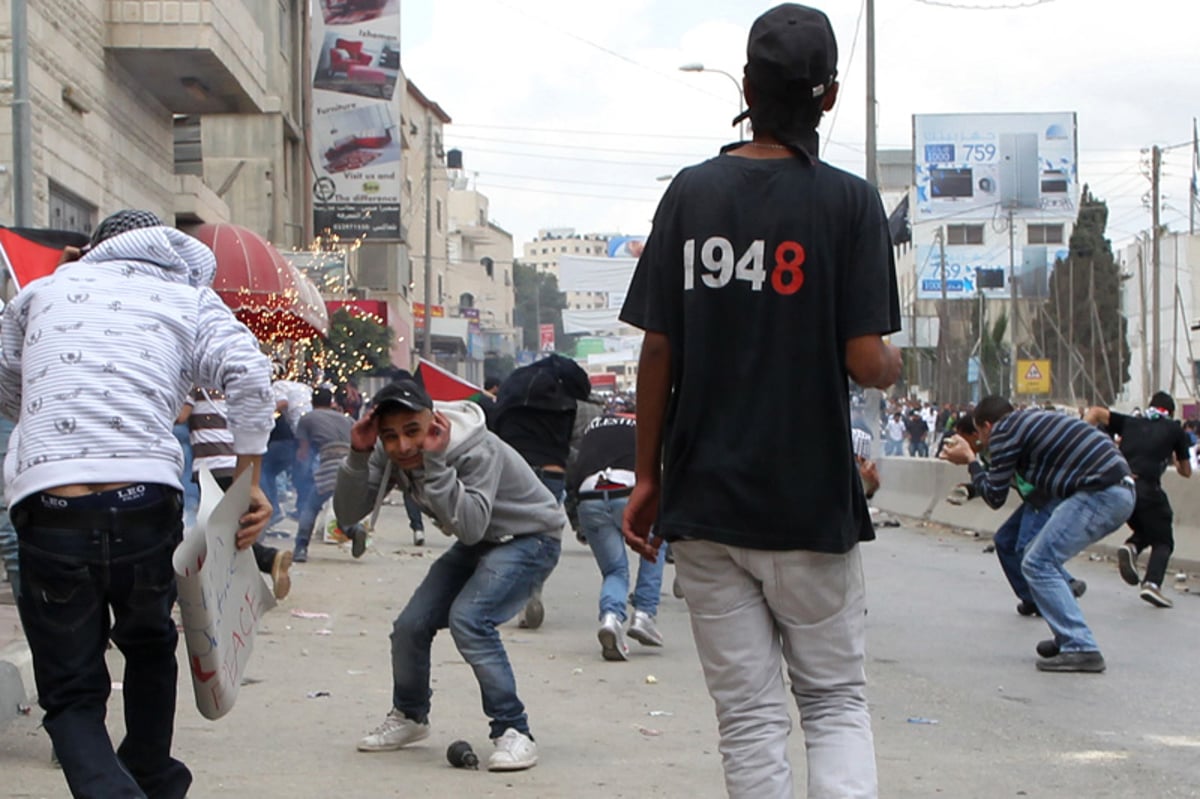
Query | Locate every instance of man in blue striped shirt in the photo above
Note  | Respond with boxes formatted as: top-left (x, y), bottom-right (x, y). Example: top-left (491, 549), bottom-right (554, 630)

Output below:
top-left (942, 396), bottom-right (1134, 673)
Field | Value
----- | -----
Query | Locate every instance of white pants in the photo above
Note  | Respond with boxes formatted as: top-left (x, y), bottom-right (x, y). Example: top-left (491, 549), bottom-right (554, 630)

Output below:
top-left (673, 540), bottom-right (877, 799)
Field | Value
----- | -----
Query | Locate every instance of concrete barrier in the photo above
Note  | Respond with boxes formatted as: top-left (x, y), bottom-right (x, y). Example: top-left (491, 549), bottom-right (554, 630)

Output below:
top-left (872, 457), bottom-right (942, 519)
top-left (872, 456), bottom-right (1200, 570)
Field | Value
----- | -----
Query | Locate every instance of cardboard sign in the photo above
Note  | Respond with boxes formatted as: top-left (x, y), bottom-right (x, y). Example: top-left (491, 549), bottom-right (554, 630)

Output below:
top-left (173, 469), bottom-right (276, 720)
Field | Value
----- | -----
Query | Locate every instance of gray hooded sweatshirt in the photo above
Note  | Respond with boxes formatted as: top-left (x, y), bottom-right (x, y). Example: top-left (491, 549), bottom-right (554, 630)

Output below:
top-left (334, 400), bottom-right (565, 546)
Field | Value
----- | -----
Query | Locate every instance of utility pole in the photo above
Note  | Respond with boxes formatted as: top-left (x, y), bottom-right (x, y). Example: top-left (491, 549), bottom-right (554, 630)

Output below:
top-left (1191, 118), bottom-right (1197, 236)
top-left (421, 108), bottom-right (434, 358)
top-left (937, 226), bottom-right (949, 402)
top-left (1068, 258), bottom-right (1075, 400)
top-left (1151, 144), bottom-right (1162, 391)
top-left (11, 0), bottom-right (32, 231)
top-left (864, 0), bottom-right (877, 187)
top-left (1008, 207), bottom-right (1019, 397)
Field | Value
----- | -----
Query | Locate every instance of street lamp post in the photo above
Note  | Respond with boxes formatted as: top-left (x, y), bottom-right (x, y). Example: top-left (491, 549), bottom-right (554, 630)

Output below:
top-left (679, 63), bottom-right (746, 140)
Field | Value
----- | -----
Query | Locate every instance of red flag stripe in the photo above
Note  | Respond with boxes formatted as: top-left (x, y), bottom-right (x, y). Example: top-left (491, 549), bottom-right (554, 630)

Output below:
top-left (416, 358), bottom-right (482, 402)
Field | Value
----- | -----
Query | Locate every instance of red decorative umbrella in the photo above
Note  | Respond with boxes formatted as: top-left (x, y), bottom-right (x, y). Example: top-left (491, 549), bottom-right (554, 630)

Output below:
top-left (190, 223), bottom-right (328, 341)
top-left (292, 270), bottom-right (330, 338)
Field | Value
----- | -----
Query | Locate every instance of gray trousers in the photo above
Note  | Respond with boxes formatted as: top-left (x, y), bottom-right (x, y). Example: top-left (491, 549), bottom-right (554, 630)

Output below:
top-left (673, 539), bottom-right (877, 799)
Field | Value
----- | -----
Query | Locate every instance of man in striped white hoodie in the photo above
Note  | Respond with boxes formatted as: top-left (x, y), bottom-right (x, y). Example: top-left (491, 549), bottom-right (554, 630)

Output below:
top-left (0, 210), bottom-right (275, 799)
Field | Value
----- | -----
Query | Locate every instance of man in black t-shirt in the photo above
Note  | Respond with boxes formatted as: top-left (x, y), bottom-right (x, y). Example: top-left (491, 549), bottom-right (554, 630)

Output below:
top-left (619, 6), bottom-right (901, 797)
top-left (906, 411), bottom-right (929, 457)
top-left (1086, 391), bottom-right (1192, 608)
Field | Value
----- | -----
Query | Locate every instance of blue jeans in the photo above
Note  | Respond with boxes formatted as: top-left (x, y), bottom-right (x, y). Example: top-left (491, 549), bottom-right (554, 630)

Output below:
top-left (579, 495), bottom-right (664, 619)
top-left (0, 417), bottom-right (18, 596)
top-left (404, 493), bottom-right (424, 532)
top-left (12, 495), bottom-right (190, 799)
top-left (994, 499), bottom-right (1072, 604)
top-left (1021, 482), bottom-right (1135, 652)
top-left (390, 533), bottom-right (560, 738)
top-left (294, 487), bottom-right (332, 549)
top-left (172, 423), bottom-right (200, 528)
top-left (260, 439), bottom-right (297, 519)
top-left (293, 450), bottom-right (315, 516)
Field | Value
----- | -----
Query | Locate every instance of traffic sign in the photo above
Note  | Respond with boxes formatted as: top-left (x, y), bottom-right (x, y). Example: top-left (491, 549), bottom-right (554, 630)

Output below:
top-left (1016, 359), bottom-right (1051, 395)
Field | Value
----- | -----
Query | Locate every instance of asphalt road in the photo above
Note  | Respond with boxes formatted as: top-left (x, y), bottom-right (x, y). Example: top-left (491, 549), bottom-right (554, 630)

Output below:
top-left (3, 508), bottom-right (1198, 798)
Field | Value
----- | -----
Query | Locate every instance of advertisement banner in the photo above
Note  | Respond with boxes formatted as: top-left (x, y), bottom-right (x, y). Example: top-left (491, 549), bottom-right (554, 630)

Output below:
top-left (912, 113), bottom-right (1078, 223)
top-left (539, 323), bottom-right (556, 352)
top-left (173, 469), bottom-right (276, 720)
top-left (915, 244), bottom-right (1068, 300)
top-left (311, 0), bottom-right (402, 240)
top-left (412, 302), bottom-right (444, 332)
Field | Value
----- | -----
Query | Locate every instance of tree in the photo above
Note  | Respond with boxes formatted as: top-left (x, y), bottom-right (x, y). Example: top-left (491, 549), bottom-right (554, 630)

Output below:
top-left (1032, 186), bottom-right (1129, 404)
top-left (512, 260), bottom-right (567, 352)
top-left (310, 307), bottom-right (395, 384)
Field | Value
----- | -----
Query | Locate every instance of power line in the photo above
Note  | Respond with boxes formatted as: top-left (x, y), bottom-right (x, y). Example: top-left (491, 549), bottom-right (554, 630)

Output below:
top-left (447, 132), bottom-right (711, 159)
top-left (822, 0), bottom-right (866, 157)
top-left (488, 0), bottom-right (729, 105)
top-left (456, 145), bottom-right (690, 168)
top-left (475, 180), bottom-right (660, 202)
top-left (910, 0), bottom-right (1059, 8)
top-left (452, 122), bottom-right (727, 143)
top-left (468, 171), bottom-right (664, 191)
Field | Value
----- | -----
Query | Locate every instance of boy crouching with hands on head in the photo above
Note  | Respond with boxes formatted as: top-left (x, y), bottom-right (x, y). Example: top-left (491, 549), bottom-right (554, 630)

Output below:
top-left (334, 378), bottom-right (564, 771)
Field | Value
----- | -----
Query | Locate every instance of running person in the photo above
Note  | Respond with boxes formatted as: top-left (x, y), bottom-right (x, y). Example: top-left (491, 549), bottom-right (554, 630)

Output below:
top-left (1085, 391), bottom-right (1192, 608)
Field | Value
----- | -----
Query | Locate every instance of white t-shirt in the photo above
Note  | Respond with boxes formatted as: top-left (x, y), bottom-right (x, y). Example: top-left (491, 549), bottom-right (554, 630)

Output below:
top-left (886, 419), bottom-right (906, 442)
top-left (272, 380), bottom-right (313, 433)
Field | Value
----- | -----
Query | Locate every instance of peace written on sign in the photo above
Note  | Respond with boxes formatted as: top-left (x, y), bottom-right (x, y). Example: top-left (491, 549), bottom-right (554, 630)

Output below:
top-left (683, 237), bottom-right (806, 295)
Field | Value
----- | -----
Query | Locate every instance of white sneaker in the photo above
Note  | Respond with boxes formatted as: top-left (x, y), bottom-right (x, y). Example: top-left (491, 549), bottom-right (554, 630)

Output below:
top-left (627, 609), bottom-right (664, 647)
top-left (597, 612), bottom-right (628, 661)
top-left (487, 728), bottom-right (538, 771)
top-left (357, 709), bottom-right (430, 752)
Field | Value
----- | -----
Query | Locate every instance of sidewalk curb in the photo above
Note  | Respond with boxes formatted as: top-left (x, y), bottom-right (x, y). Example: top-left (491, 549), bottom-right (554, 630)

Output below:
top-left (0, 640), bottom-right (35, 727)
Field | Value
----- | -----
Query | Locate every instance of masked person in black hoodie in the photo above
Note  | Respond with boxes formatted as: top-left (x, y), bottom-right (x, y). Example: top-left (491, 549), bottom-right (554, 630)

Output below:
top-left (493, 354), bottom-right (590, 628)
top-left (1085, 391), bottom-right (1192, 608)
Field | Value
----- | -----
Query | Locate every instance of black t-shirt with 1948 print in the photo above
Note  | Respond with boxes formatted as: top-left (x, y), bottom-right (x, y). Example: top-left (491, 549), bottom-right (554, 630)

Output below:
top-left (619, 143), bottom-right (901, 553)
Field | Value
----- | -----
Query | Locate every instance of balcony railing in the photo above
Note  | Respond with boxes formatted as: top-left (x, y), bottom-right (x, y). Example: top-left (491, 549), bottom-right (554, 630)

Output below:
top-left (106, 0), bottom-right (268, 113)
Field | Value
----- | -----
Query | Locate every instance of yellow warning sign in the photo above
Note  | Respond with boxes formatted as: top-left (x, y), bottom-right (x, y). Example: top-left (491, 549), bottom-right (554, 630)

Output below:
top-left (1017, 359), bottom-right (1052, 395)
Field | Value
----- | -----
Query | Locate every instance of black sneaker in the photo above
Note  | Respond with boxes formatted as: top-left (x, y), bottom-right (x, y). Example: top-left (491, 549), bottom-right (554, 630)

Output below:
top-left (1036, 650), bottom-right (1106, 673)
top-left (1070, 579), bottom-right (1087, 598)
top-left (1036, 639), bottom-right (1060, 658)
top-left (293, 544), bottom-right (309, 563)
top-left (1016, 600), bottom-right (1040, 617)
top-left (1139, 582), bottom-right (1173, 608)
top-left (1117, 544), bottom-right (1140, 586)
top-left (350, 526), bottom-right (368, 559)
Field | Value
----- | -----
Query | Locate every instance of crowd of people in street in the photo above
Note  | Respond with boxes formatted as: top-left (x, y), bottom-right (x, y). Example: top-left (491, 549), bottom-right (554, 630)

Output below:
top-left (4, 5), bottom-right (1200, 799)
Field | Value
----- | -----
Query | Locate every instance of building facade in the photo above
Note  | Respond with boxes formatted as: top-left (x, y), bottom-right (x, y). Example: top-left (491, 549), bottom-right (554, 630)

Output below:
top-left (521, 227), bottom-right (609, 311)
top-left (1, 1), bottom-right (305, 247)
top-left (1118, 231), bottom-right (1200, 410)
top-left (445, 173), bottom-right (519, 374)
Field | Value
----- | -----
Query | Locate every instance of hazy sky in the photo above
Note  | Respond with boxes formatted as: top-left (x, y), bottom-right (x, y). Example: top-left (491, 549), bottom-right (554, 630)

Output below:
top-left (400, 0), bottom-right (1199, 251)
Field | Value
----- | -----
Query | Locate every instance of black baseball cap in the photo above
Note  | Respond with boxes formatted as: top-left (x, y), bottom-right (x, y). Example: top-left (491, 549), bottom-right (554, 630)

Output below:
top-left (372, 378), bottom-right (433, 414)
top-left (741, 4), bottom-right (838, 106)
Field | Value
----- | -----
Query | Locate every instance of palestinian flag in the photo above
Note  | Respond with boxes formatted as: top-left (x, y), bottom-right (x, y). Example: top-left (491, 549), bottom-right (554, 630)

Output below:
top-left (415, 358), bottom-right (484, 402)
top-left (0, 227), bottom-right (90, 290)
